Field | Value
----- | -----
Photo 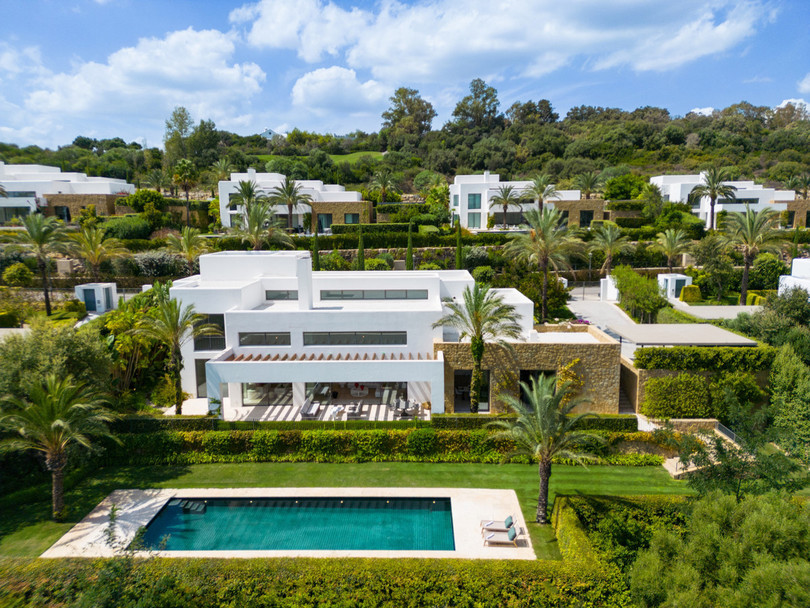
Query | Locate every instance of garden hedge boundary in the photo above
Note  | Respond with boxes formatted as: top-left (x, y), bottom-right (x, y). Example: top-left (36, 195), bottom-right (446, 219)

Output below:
top-left (633, 345), bottom-right (776, 371)
top-left (432, 413), bottom-right (638, 432)
top-left (331, 223), bottom-right (411, 234)
top-left (552, 496), bottom-right (602, 567)
top-left (0, 557), bottom-right (631, 607)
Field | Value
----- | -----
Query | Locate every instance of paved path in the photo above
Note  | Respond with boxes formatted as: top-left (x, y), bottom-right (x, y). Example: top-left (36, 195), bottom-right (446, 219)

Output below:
top-left (568, 286), bottom-right (638, 358)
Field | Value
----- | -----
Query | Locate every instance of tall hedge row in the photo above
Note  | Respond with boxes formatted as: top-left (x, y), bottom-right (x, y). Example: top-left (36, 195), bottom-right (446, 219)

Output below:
top-left (633, 345), bottom-right (776, 371)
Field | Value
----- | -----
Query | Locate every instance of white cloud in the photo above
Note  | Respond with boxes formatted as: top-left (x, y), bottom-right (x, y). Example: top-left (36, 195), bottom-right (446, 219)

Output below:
top-left (690, 107), bottom-right (715, 116)
top-left (778, 98), bottom-right (808, 110)
top-left (291, 66), bottom-right (387, 115)
top-left (798, 73), bottom-right (810, 94)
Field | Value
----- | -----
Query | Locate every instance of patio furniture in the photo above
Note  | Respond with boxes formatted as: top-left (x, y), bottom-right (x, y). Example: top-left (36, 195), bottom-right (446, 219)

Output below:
top-left (350, 387), bottom-right (368, 398)
top-left (483, 526), bottom-right (523, 547)
top-left (347, 400), bottom-right (364, 420)
top-left (480, 516), bottom-right (515, 534)
top-left (300, 398), bottom-right (321, 419)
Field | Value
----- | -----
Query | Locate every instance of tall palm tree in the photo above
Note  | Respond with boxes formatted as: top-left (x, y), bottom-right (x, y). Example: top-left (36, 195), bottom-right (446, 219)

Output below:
top-left (786, 173), bottom-right (810, 200)
top-left (490, 185), bottom-right (523, 228)
top-left (165, 226), bottom-right (209, 270)
top-left (230, 179), bottom-right (266, 214)
top-left (487, 375), bottom-right (600, 524)
top-left (368, 168), bottom-right (398, 204)
top-left (133, 298), bottom-right (221, 416)
top-left (654, 228), bottom-right (692, 273)
top-left (523, 174), bottom-right (560, 213)
top-left (144, 168), bottom-right (170, 194)
top-left (230, 201), bottom-right (293, 251)
top-left (589, 222), bottom-right (632, 276)
top-left (573, 171), bottom-right (603, 200)
top-left (723, 205), bottom-right (783, 304)
top-left (0, 373), bottom-right (118, 520)
top-left (432, 284), bottom-right (522, 412)
top-left (3, 214), bottom-right (67, 315)
top-left (506, 208), bottom-right (581, 321)
top-left (210, 158), bottom-right (233, 184)
top-left (270, 175), bottom-right (312, 231)
top-left (173, 159), bottom-right (198, 227)
top-left (689, 167), bottom-right (737, 231)
top-left (68, 225), bottom-right (127, 282)
top-left (0, 184), bottom-right (7, 198)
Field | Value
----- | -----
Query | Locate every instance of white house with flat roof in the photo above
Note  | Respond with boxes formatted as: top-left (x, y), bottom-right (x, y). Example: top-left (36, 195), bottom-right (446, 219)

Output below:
top-left (449, 171), bottom-right (580, 230)
top-left (171, 251), bottom-right (608, 421)
top-left (778, 259), bottom-right (810, 297)
top-left (218, 169), bottom-right (363, 230)
top-left (0, 162), bottom-right (134, 222)
top-left (650, 172), bottom-right (794, 228)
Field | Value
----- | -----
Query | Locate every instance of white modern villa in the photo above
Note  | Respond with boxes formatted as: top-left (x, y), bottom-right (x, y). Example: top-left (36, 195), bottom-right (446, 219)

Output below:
top-left (779, 259), bottom-right (810, 297)
top-left (0, 162), bottom-right (134, 222)
top-left (218, 169), bottom-right (365, 231)
top-left (650, 172), bottom-right (795, 228)
top-left (170, 251), bottom-right (620, 421)
top-left (449, 172), bottom-right (580, 229)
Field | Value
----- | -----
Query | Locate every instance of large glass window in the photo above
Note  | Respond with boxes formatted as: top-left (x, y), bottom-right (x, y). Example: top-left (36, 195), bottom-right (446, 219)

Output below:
top-left (317, 213), bottom-right (333, 232)
top-left (242, 382), bottom-right (293, 407)
top-left (265, 290), bottom-right (298, 300)
top-left (344, 213), bottom-right (360, 224)
top-left (193, 314), bottom-right (225, 351)
top-left (303, 331), bottom-right (407, 346)
top-left (468, 212), bottom-right (481, 229)
top-left (195, 359), bottom-right (208, 398)
top-left (320, 289), bottom-right (428, 300)
top-left (453, 194), bottom-right (459, 207)
top-left (467, 193), bottom-right (481, 209)
top-left (239, 332), bottom-right (291, 346)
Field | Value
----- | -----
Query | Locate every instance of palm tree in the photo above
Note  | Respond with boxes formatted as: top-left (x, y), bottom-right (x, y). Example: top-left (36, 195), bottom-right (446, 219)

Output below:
top-left (0, 184), bottom-right (7, 198)
top-left (210, 158), bottom-right (233, 184)
top-left (230, 201), bottom-right (293, 251)
top-left (573, 171), bottom-right (603, 200)
top-left (229, 179), bottom-right (266, 215)
top-left (589, 222), bottom-right (632, 276)
top-left (523, 174), bottom-right (560, 213)
top-left (68, 225), bottom-right (127, 282)
top-left (786, 173), bottom-right (810, 200)
top-left (165, 226), bottom-right (209, 270)
top-left (173, 159), bottom-right (198, 227)
top-left (0, 374), bottom-right (118, 520)
top-left (432, 284), bottom-right (522, 413)
top-left (487, 375), bottom-right (600, 524)
top-left (723, 205), bottom-right (783, 304)
top-left (369, 168), bottom-right (398, 204)
top-left (689, 167), bottom-right (737, 231)
top-left (654, 228), bottom-right (692, 273)
top-left (506, 208), bottom-right (581, 321)
top-left (3, 214), bottom-right (67, 315)
top-left (490, 185), bottom-right (523, 228)
top-left (144, 168), bottom-right (170, 194)
top-left (133, 298), bottom-right (221, 415)
top-left (270, 175), bottom-right (312, 231)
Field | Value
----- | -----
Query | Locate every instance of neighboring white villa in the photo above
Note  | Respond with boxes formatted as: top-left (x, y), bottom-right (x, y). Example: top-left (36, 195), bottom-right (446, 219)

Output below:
top-left (449, 172), bottom-right (580, 230)
top-left (218, 169), bottom-right (363, 231)
top-left (0, 162), bottom-right (135, 222)
top-left (650, 172), bottom-right (795, 228)
top-left (169, 251), bottom-right (587, 421)
top-left (778, 259), bottom-right (810, 297)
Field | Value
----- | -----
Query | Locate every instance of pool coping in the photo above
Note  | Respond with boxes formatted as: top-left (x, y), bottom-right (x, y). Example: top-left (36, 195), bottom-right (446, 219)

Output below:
top-left (41, 487), bottom-right (535, 560)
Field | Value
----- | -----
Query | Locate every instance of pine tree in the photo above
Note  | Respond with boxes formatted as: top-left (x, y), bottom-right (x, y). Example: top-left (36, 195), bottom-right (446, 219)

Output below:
top-left (406, 222), bottom-right (414, 270)
top-left (455, 219), bottom-right (463, 269)
top-left (356, 226), bottom-right (365, 270)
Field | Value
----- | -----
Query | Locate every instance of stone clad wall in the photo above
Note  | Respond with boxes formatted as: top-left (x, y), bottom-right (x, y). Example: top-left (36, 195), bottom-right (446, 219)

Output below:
top-left (435, 326), bottom-right (620, 414)
top-left (44, 194), bottom-right (121, 217)
top-left (310, 201), bottom-right (373, 232)
top-left (552, 199), bottom-right (607, 227)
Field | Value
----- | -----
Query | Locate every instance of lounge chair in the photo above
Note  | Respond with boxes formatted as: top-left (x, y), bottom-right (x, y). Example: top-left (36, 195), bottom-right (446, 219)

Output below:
top-left (480, 515), bottom-right (515, 534)
top-left (483, 526), bottom-right (523, 547)
top-left (300, 398), bottom-right (321, 419)
top-left (347, 400), bottom-right (364, 420)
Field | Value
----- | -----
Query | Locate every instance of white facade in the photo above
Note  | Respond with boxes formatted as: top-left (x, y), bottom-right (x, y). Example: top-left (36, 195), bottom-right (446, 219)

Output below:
top-left (218, 168), bottom-right (362, 229)
top-left (170, 251), bottom-right (535, 420)
top-left (449, 171), bottom-right (580, 230)
top-left (657, 273), bottom-right (693, 299)
top-left (74, 283), bottom-right (119, 314)
top-left (650, 172), bottom-right (795, 228)
top-left (778, 259), bottom-right (810, 298)
top-left (0, 162), bottom-right (135, 221)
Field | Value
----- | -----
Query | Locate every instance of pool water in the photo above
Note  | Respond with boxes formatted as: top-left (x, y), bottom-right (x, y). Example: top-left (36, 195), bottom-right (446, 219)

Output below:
top-left (140, 497), bottom-right (455, 551)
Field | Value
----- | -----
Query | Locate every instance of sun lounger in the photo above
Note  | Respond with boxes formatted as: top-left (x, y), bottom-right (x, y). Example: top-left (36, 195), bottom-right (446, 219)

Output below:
top-left (300, 397), bottom-right (321, 419)
top-left (346, 400), bottom-right (364, 420)
top-left (483, 525), bottom-right (523, 547)
top-left (480, 515), bottom-right (515, 534)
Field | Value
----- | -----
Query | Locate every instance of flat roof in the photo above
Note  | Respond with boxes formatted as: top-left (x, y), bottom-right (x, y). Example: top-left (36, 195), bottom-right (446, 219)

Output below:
top-left (527, 331), bottom-right (599, 344)
top-left (611, 324), bottom-right (756, 347)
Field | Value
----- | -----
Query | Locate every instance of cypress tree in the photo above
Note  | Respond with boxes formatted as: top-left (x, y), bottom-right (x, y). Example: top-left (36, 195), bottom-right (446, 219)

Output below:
top-left (455, 219), bottom-right (463, 269)
top-left (356, 225), bottom-right (365, 270)
top-left (312, 230), bottom-right (320, 271)
top-left (406, 222), bottom-right (414, 270)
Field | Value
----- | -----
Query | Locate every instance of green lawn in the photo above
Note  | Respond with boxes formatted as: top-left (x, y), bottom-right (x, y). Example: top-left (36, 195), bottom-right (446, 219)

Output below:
top-left (689, 293), bottom-right (742, 306)
top-left (0, 463), bottom-right (690, 560)
top-left (255, 151), bottom-right (384, 165)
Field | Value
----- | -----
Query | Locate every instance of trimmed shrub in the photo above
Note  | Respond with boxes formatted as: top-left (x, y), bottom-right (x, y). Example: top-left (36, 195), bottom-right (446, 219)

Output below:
top-left (124, 189), bottom-right (169, 212)
top-left (2, 262), bottom-right (34, 287)
top-left (102, 216), bottom-right (152, 240)
top-left (134, 251), bottom-right (184, 277)
top-left (633, 345), bottom-right (776, 372)
top-left (679, 284), bottom-right (701, 303)
top-left (464, 246), bottom-right (490, 270)
top-left (431, 413), bottom-right (638, 432)
top-left (472, 265), bottom-right (496, 283)
top-left (606, 200), bottom-right (645, 211)
top-left (331, 223), bottom-right (410, 234)
top-left (552, 496), bottom-right (602, 567)
top-left (364, 258), bottom-right (390, 271)
top-left (406, 428), bottom-right (438, 456)
top-left (615, 217), bottom-right (648, 228)
top-left (641, 373), bottom-right (712, 419)
top-left (0, 310), bottom-right (21, 328)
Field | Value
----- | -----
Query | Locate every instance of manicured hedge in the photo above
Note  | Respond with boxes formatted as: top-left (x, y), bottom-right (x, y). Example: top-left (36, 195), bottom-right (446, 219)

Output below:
top-left (552, 496), bottom-right (602, 567)
top-left (331, 222), bottom-right (410, 234)
top-left (0, 557), bottom-right (631, 607)
top-left (641, 373), bottom-right (711, 419)
top-left (432, 414), bottom-right (639, 432)
top-left (606, 200), bottom-right (645, 211)
top-left (633, 345), bottom-right (776, 371)
top-left (110, 416), bottom-right (428, 433)
top-left (614, 217), bottom-right (648, 228)
top-left (377, 203), bottom-right (430, 214)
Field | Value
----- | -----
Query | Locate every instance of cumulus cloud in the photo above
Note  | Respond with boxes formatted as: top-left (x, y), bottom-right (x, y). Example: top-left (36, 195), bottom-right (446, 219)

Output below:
top-left (778, 98), bottom-right (809, 110)
top-left (799, 73), bottom-right (810, 94)
top-left (690, 107), bottom-right (715, 116)
top-left (291, 66), bottom-right (388, 115)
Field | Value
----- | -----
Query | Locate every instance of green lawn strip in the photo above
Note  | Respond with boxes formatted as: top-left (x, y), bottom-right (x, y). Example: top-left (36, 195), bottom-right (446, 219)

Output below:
top-left (0, 463), bottom-right (690, 559)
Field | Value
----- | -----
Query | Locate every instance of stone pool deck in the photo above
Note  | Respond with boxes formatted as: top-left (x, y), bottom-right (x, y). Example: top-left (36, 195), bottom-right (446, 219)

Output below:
top-left (41, 487), bottom-right (535, 560)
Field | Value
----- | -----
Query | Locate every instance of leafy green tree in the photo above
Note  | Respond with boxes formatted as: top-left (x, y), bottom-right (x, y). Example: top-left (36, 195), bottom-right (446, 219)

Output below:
top-left (689, 166), bottom-right (737, 231)
top-left (406, 222), bottom-right (414, 271)
top-left (368, 168), bottom-right (399, 204)
top-left (505, 99), bottom-right (558, 125)
top-left (639, 183), bottom-right (664, 220)
top-left (173, 159), bottom-right (198, 226)
top-left (356, 225), bottom-right (365, 270)
top-left (603, 173), bottom-right (647, 200)
top-left (455, 219), bottom-right (462, 269)
top-left (165, 226), bottom-right (209, 269)
top-left (487, 376), bottom-right (600, 523)
top-left (653, 228), bottom-right (691, 273)
top-left (270, 175), bottom-right (312, 231)
top-left (133, 298), bottom-right (220, 415)
top-left (163, 106), bottom-right (193, 166)
top-left (0, 373), bottom-right (118, 520)
top-left (450, 78), bottom-right (501, 131)
top-left (432, 283), bottom-right (521, 412)
top-left (573, 171), bottom-right (603, 199)
top-left (68, 226), bottom-right (127, 282)
top-left (770, 344), bottom-right (810, 462)
top-left (692, 233), bottom-right (736, 300)
top-left (311, 230), bottom-right (320, 271)
top-left (522, 174), bottom-right (560, 213)
top-left (230, 201), bottom-right (292, 251)
top-left (612, 265), bottom-right (668, 322)
top-left (381, 87), bottom-right (437, 139)
top-left (506, 208), bottom-right (581, 321)
top-left (3, 214), bottom-right (67, 315)
top-left (2, 262), bottom-right (34, 287)
top-left (589, 221), bottom-right (632, 276)
top-left (723, 205), bottom-right (782, 304)
top-left (490, 184), bottom-right (523, 228)
top-left (124, 189), bottom-right (168, 212)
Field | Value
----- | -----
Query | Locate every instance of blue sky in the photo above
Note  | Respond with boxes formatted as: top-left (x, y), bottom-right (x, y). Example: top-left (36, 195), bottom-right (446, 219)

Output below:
top-left (1, 0), bottom-right (808, 149)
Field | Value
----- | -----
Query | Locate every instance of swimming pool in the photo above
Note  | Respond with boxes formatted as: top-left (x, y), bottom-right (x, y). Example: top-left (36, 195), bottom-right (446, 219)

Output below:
top-left (140, 497), bottom-right (455, 551)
